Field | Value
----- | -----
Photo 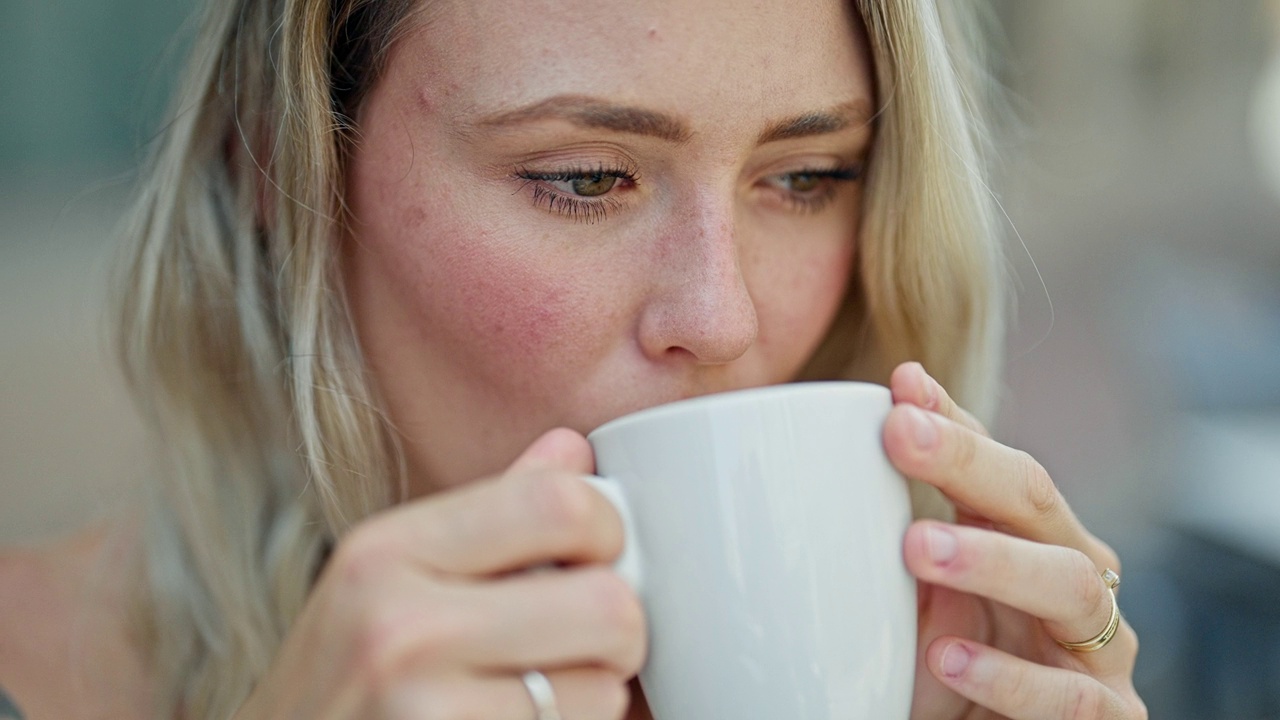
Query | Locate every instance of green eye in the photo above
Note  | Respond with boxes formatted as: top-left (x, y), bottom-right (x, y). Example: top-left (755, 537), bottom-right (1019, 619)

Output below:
top-left (571, 174), bottom-right (618, 197)
top-left (514, 163), bottom-right (638, 223)
top-left (760, 165), bottom-right (862, 214)
top-left (784, 173), bottom-right (824, 193)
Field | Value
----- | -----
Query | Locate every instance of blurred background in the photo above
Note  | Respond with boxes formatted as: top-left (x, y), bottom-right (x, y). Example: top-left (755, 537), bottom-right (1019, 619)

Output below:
top-left (2, 1), bottom-right (1279, 717)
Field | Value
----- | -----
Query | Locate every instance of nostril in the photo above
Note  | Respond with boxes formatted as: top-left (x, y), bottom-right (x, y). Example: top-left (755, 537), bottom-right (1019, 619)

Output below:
top-left (637, 199), bottom-right (758, 364)
top-left (663, 346), bottom-right (699, 361)
top-left (638, 288), bottom-right (758, 365)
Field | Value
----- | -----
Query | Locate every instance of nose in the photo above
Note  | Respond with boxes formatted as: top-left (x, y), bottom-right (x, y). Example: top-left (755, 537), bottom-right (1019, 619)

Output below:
top-left (637, 193), bottom-right (759, 365)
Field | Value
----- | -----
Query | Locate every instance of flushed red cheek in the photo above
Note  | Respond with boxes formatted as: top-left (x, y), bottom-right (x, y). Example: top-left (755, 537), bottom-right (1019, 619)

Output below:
top-left (378, 188), bottom-right (568, 348)
top-left (455, 267), bottom-right (575, 358)
top-left (393, 219), bottom-right (604, 395)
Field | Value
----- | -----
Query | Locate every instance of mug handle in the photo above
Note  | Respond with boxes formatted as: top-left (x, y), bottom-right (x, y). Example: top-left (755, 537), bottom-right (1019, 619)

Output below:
top-left (581, 475), bottom-right (644, 593)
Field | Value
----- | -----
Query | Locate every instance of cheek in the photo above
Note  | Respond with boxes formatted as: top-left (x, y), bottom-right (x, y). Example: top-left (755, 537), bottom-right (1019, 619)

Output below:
top-left (437, 239), bottom-right (570, 357)
top-left (451, 262), bottom-right (603, 371)
top-left (751, 232), bottom-right (857, 361)
top-left (355, 186), bottom-right (607, 390)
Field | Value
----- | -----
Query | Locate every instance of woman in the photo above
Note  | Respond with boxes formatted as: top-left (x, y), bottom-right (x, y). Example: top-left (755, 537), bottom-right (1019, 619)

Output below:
top-left (0, 0), bottom-right (1146, 718)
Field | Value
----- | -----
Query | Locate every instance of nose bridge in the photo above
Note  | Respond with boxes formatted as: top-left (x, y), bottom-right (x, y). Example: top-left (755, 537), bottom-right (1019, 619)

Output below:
top-left (640, 188), bottom-right (759, 363)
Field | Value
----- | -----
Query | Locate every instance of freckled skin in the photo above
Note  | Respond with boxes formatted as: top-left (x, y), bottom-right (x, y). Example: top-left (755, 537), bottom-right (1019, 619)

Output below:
top-left (344, 0), bottom-right (874, 494)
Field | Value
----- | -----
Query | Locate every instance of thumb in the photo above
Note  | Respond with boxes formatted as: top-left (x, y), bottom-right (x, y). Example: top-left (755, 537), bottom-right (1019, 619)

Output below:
top-left (507, 428), bottom-right (596, 475)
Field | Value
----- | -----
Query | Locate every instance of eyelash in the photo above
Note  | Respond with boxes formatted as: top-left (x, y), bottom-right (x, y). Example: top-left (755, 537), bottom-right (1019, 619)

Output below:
top-left (770, 166), bottom-right (863, 215)
top-left (512, 163), bottom-right (863, 223)
top-left (514, 163), bottom-right (638, 224)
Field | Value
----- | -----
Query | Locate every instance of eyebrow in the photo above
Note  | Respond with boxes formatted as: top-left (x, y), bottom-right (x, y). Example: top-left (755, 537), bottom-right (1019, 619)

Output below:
top-left (473, 95), bottom-right (874, 145)
top-left (756, 100), bottom-right (874, 144)
top-left (476, 95), bottom-right (692, 143)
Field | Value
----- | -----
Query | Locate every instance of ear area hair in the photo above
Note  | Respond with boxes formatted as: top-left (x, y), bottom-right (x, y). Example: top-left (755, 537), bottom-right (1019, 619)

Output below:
top-left (224, 121), bottom-right (279, 235)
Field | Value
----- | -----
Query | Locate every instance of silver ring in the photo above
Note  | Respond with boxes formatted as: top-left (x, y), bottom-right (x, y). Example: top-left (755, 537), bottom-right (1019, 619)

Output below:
top-left (521, 670), bottom-right (562, 720)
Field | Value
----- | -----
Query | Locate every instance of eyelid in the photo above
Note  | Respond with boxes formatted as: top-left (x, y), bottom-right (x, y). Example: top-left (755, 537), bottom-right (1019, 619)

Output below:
top-left (750, 146), bottom-right (867, 177)
top-left (511, 162), bottom-right (639, 223)
top-left (757, 165), bottom-right (863, 214)
top-left (757, 165), bottom-right (864, 196)
top-left (515, 162), bottom-right (641, 186)
top-left (769, 166), bottom-right (862, 181)
top-left (509, 159), bottom-right (862, 222)
top-left (527, 184), bottom-right (623, 223)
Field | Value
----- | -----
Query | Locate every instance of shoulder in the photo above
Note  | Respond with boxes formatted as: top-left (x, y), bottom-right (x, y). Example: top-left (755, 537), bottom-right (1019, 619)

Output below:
top-left (0, 523), bottom-right (152, 720)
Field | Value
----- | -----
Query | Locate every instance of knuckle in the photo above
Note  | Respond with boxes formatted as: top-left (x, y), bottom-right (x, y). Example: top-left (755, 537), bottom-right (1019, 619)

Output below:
top-left (993, 662), bottom-right (1033, 709)
top-left (602, 676), bottom-right (632, 719)
top-left (961, 408), bottom-right (991, 438)
top-left (1096, 541), bottom-right (1122, 577)
top-left (1063, 683), bottom-right (1105, 720)
top-left (950, 424), bottom-right (979, 473)
top-left (1016, 451), bottom-right (1061, 520)
top-left (1125, 691), bottom-right (1150, 720)
top-left (1117, 621), bottom-right (1140, 666)
top-left (584, 569), bottom-right (647, 668)
top-left (351, 602), bottom-right (462, 687)
top-left (383, 686), bottom-right (463, 720)
top-left (526, 472), bottom-right (596, 535)
top-left (572, 669), bottom-right (632, 720)
top-left (349, 604), bottom-right (410, 689)
top-left (330, 525), bottom-right (397, 587)
top-left (590, 568), bottom-right (645, 631)
top-left (612, 680), bottom-right (634, 719)
top-left (1068, 549), bottom-right (1107, 614)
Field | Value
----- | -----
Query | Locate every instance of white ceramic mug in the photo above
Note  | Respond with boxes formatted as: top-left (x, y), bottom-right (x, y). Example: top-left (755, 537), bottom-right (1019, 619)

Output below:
top-left (585, 381), bottom-right (916, 720)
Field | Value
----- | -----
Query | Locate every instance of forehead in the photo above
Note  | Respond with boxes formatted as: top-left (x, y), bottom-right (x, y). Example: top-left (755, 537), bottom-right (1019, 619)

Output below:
top-left (389, 0), bottom-right (874, 136)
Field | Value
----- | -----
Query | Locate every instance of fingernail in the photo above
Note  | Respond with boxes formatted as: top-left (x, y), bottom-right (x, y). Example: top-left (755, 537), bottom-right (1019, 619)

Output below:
top-left (940, 642), bottom-right (972, 678)
top-left (907, 406), bottom-right (938, 450)
top-left (925, 525), bottom-right (958, 565)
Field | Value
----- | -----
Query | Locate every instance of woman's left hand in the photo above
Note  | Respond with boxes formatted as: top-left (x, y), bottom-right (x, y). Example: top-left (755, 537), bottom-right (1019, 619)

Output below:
top-left (883, 362), bottom-right (1147, 720)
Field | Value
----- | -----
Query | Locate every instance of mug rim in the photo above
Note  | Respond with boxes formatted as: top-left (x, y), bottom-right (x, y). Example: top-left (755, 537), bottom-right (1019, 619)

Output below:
top-left (586, 380), bottom-right (890, 441)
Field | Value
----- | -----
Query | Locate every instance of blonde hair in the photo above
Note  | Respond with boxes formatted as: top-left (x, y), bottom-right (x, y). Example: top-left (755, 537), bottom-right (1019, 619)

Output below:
top-left (116, 0), bottom-right (1005, 716)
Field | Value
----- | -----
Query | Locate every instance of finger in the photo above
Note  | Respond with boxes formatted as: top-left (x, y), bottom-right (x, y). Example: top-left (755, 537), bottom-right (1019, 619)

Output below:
top-left (904, 522), bottom-right (1136, 672)
top-left (448, 566), bottom-right (647, 677)
top-left (890, 362), bottom-right (989, 438)
top-left (381, 667), bottom-right (630, 720)
top-left (503, 668), bottom-right (631, 720)
top-left (334, 467), bottom-right (624, 579)
top-left (310, 567), bottom-right (642, 701)
top-left (883, 405), bottom-right (1118, 570)
top-left (508, 427), bottom-right (597, 475)
top-left (925, 638), bottom-right (1142, 720)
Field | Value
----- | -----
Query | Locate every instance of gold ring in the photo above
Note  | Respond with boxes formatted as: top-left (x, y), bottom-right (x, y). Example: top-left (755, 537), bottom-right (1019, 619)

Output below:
top-left (1056, 568), bottom-right (1121, 653)
top-left (1101, 567), bottom-right (1120, 591)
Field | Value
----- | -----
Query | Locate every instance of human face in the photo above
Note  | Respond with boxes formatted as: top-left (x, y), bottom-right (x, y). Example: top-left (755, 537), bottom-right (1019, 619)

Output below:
top-left (344, 0), bottom-right (875, 494)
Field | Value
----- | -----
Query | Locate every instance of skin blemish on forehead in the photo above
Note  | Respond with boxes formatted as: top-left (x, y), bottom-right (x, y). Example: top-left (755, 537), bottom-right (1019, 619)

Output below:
top-left (648, 26), bottom-right (659, 39)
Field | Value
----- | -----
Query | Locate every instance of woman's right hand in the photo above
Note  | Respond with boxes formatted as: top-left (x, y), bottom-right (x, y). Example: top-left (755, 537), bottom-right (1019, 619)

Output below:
top-left (233, 429), bottom-right (645, 720)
